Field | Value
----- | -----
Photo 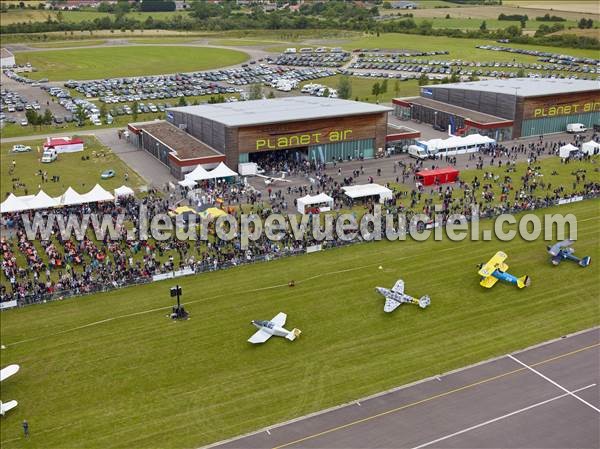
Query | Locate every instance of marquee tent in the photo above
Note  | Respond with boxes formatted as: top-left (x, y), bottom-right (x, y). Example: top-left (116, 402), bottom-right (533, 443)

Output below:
top-left (581, 140), bottom-right (600, 155)
top-left (183, 165), bottom-right (210, 182)
top-left (114, 185), bottom-right (135, 198)
top-left (186, 162), bottom-right (239, 182)
top-left (178, 178), bottom-right (197, 188)
top-left (80, 184), bottom-right (114, 203)
top-left (417, 134), bottom-right (495, 155)
top-left (559, 143), bottom-right (579, 158)
top-left (33, 190), bottom-right (59, 209)
top-left (297, 193), bottom-right (334, 214)
top-left (0, 193), bottom-right (33, 214)
top-left (342, 184), bottom-right (393, 204)
top-left (56, 187), bottom-right (85, 206)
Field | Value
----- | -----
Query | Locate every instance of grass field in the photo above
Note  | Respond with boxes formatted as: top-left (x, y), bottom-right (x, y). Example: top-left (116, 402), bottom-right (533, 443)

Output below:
top-left (339, 32), bottom-right (600, 60)
top-left (14, 46), bottom-right (249, 81)
top-left (0, 198), bottom-right (598, 448)
top-left (301, 75), bottom-right (420, 104)
top-left (503, 0), bottom-right (600, 15)
top-left (0, 9), bottom-right (190, 25)
top-left (408, 4), bottom-right (599, 21)
top-left (27, 40), bottom-right (106, 48)
top-left (0, 136), bottom-right (145, 198)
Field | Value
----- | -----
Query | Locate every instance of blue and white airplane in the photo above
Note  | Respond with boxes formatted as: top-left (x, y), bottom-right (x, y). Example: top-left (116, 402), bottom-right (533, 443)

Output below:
top-left (547, 240), bottom-right (591, 267)
top-left (376, 280), bottom-right (430, 312)
top-left (248, 312), bottom-right (301, 344)
top-left (478, 251), bottom-right (530, 289)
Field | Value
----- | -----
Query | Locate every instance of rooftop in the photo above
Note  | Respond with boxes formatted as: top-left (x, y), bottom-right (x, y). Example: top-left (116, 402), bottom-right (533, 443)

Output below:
top-left (400, 97), bottom-right (511, 124)
top-left (1, 48), bottom-right (14, 59)
top-left (167, 97), bottom-right (392, 127)
top-left (135, 121), bottom-right (223, 161)
top-left (424, 78), bottom-right (600, 97)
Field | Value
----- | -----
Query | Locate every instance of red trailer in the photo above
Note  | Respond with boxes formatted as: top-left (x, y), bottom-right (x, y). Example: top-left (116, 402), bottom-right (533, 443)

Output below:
top-left (415, 167), bottom-right (460, 186)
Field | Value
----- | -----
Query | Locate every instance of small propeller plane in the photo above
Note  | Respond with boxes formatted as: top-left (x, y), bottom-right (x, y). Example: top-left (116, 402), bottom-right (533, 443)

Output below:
top-left (256, 172), bottom-right (291, 186)
top-left (375, 279), bottom-right (431, 313)
top-left (0, 364), bottom-right (19, 416)
top-left (478, 251), bottom-right (530, 289)
top-left (248, 312), bottom-right (301, 344)
top-left (547, 240), bottom-right (591, 267)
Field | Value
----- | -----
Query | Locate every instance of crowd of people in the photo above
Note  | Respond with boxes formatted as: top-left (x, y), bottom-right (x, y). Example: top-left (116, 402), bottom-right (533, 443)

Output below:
top-left (1, 132), bottom-right (599, 307)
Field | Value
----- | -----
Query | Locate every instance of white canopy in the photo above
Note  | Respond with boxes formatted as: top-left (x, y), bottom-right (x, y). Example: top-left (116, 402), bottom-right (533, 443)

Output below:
top-left (0, 193), bottom-right (33, 214)
top-left (80, 184), bottom-right (114, 203)
top-left (178, 177), bottom-right (197, 188)
top-left (33, 190), bottom-right (59, 209)
top-left (114, 185), bottom-right (134, 198)
top-left (184, 165), bottom-right (210, 182)
top-left (297, 193), bottom-right (334, 215)
top-left (559, 143), bottom-right (579, 158)
top-left (581, 140), bottom-right (600, 155)
top-left (419, 134), bottom-right (495, 153)
top-left (56, 187), bottom-right (85, 206)
top-left (342, 184), bottom-right (393, 204)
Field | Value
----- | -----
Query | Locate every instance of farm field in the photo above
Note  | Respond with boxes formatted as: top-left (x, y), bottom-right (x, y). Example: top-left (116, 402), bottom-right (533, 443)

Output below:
top-left (503, 0), bottom-right (600, 15)
top-left (0, 9), bottom-right (191, 25)
top-left (13, 46), bottom-right (249, 80)
top-left (339, 32), bottom-right (600, 60)
top-left (407, 17), bottom-right (587, 31)
top-left (0, 136), bottom-right (144, 198)
top-left (0, 198), bottom-right (598, 449)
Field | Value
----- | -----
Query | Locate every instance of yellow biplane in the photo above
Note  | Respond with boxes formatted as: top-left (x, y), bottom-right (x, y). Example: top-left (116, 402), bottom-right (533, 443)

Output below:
top-left (478, 251), bottom-right (530, 289)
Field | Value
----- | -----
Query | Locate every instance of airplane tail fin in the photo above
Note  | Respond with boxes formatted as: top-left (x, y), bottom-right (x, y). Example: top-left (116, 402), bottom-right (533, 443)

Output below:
top-left (286, 328), bottom-right (301, 341)
top-left (517, 275), bottom-right (531, 289)
top-left (579, 256), bottom-right (591, 267)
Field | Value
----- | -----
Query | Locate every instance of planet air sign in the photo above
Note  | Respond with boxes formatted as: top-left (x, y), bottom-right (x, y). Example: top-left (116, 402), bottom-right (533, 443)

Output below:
top-left (255, 129), bottom-right (353, 151)
top-left (533, 101), bottom-right (600, 118)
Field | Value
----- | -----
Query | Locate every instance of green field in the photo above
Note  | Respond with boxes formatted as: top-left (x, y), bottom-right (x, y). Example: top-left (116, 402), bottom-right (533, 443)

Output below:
top-left (0, 136), bottom-right (145, 198)
top-left (14, 46), bottom-right (249, 80)
top-left (28, 40), bottom-right (106, 48)
top-left (340, 32), bottom-right (600, 60)
top-left (0, 9), bottom-right (190, 25)
top-left (0, 198), bottom-right (598, 448)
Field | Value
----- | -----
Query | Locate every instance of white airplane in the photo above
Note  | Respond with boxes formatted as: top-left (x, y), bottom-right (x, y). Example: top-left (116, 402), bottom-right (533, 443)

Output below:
top-left (1, 364), bottom-right (19, 416)
top-left (248, 312), bottom-right (301, 344)
top-left (256, 172), bottom-right (291, 185)
top-left (375, 280), bottom-right (430, 313)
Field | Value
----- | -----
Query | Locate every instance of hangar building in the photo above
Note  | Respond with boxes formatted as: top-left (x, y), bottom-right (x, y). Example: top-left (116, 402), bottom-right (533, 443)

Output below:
top-left (393, 78), bottom-right (600, 140)
top-left (165, 97), bottom-right (392, 169)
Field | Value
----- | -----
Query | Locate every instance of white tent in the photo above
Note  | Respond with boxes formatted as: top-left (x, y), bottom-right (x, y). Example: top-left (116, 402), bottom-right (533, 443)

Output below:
top-left (114, 185), bottom-right (135, 198)
top-left (56, 187), bottom-right (85, 206)
top-left (559, 143), bottom-right (579, 158)
top-left (81, 184), bottom-right (114, 203)
top-left (418, 134), bottom-right (495, 155)
top-left (342, 184), bottom-right (393, 204)
top-left (178, 177), bottom-right (197, 188)
top-left (297, 193), bottom-right (334, 215)
top-left (184, 165), bottom-right (210, 182)
top-left (33, 190), bottom-right (59, 209)
top-left (581, 140), bottom-right (600, 155)
top-left (0, 193), bottom-right (32, 214)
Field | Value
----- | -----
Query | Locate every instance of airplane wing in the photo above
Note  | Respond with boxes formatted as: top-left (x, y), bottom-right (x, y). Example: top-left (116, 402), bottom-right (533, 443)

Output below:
top-left (0, 364), bottom-right (19, 382)
top-left (392, 279), bottom-right (404, 294)
top-left (271, 312), bottom-right (287, 327)
top-left (0, 400), bottom-right (18, 416)
top-left (480, 275), bottom-right (499, 288)
top-left (248, 329), bottom-right (272, 344)
top-left (384, 298), bottom-right (401, 313)
top-left (478, 251), bottom-right (507, 277)
top-left (548, 240), bottom-right (575, 256)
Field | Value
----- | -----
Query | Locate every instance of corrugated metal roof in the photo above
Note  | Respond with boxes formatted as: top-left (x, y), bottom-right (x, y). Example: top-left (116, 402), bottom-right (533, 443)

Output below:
top-left (424, 78), bottom-right (600, 97)
top-left (167, 97), bottom-right (392, 127)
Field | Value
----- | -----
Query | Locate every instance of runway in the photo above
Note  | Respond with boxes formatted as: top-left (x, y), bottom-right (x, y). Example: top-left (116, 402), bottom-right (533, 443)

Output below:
top-left (208, 328), bottom-right (600, 449)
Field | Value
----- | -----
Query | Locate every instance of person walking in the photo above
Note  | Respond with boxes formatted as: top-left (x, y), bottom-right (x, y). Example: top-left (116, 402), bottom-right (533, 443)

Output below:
top-left (22, 420), bottom-right (29, 438)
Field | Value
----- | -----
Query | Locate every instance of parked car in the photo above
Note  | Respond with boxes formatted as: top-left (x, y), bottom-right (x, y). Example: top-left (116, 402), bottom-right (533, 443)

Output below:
top-left (12, 144), bottom-right (32, 153)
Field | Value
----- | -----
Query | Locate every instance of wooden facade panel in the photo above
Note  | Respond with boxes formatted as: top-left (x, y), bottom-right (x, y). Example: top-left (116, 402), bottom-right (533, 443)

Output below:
top-left (235, 113), bottom-right (387, 154)
top-left (522, 91), bottom-right (600, 120)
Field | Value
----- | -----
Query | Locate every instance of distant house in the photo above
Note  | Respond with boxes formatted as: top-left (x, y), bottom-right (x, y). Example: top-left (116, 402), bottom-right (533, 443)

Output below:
top-left (175, 0), bottom-right (189, 9)
top-left (390, 1), bottom-right (418, 9)
top-left (0, 48), bottom-right (15, 68)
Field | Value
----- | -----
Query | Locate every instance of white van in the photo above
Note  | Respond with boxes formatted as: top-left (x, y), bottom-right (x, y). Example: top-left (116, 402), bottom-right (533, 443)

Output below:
top-left (408, 145), bottom-right (429, 160)
top-left (566, 123), bottom-right (586, 133)
top-left (284, 47), bottom-right (297, 54)
top-left (41, 148), bottom-right (58, 163)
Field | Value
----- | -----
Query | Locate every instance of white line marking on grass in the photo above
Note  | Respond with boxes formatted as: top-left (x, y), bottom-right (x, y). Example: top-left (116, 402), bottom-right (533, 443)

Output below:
top-left (410, 383), bottom-right (597, 449)
top-left (508, 354), bottom-right (600, 414)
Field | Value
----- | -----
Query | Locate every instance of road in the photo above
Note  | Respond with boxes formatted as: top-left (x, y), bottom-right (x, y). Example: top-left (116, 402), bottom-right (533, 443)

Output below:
top-left (208, 327), bottom-right (600, 449)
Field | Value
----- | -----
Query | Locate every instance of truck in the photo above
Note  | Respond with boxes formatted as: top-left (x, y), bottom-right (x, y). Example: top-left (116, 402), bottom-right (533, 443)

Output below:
top-left (566, 123), bottom-right (587, 133)
top-left (41, 148), bottom-right (58, 163)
